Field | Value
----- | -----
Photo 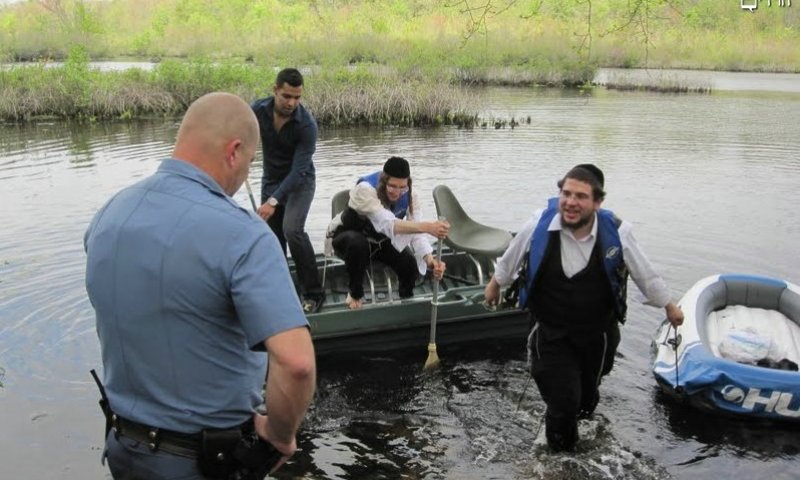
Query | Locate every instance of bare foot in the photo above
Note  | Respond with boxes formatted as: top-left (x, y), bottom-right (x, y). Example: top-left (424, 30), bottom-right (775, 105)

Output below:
top-left (345, 293), bottom-right (364, 310)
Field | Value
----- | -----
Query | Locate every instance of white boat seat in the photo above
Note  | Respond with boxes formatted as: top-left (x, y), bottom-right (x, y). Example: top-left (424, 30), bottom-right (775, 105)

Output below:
top-left (432, 185), bottom-right (512, 258)
top-left (331, 189), bottom-right (350, 218)
top-left (432, 185), bottom-right (512, 286)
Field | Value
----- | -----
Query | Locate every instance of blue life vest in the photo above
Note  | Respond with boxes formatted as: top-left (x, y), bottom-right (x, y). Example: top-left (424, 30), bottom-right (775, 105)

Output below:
top-left (519, 197), bottom-right (629, 323)
top-left (358, 171), bottom-right (409, 219)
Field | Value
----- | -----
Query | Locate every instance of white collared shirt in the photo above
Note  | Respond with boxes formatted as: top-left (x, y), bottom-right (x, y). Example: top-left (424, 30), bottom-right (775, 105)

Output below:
top-left (325, 181), bottom-right (433, 275)
top-left (494, 208), bottom-right (672, 308)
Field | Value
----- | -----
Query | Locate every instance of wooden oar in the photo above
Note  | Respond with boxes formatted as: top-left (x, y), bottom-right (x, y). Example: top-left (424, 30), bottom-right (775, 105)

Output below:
top-left (244, 179), bottom-right (258, 212)
top-left (424, 239), bottom-right (444, 370)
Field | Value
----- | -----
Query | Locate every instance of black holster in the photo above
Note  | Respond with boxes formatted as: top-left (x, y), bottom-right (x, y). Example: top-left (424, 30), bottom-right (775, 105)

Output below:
top-left (198, 426), bottom-right (282, 480)
top-left (90, 369), bottom-right (113, 439)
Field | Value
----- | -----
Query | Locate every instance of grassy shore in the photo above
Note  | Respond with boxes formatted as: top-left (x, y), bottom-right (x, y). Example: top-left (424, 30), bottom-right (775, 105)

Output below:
top-left (2, 48), bottom-right (591, 124)
top-left (0, 56), bottom-right (733, 123)
top-left (600, 70), bottom-right (712, 94)
top-left (0, 55), bottom-right (486, 125)
top-left (1, 1), bottom-right (796, 123)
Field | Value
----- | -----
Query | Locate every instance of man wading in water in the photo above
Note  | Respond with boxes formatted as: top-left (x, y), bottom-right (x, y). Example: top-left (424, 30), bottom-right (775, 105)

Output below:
top-left (485, 164), bottom-right (683, 452)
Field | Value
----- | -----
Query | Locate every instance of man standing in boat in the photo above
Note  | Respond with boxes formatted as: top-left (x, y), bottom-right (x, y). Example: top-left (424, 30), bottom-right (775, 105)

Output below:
top-left (252, 68), bottom-right (325, 314)
top-left (85, 92), bottom-right (316, 478)
top-left (326, 156), bottom-right (450, 309)
top-left (484, 163), bottom-right (684, 453)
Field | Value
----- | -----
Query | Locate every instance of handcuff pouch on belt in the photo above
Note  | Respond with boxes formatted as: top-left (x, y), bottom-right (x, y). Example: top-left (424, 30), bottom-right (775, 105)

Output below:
top-left (198, 428), bottom-right (282, 480)
top-left (198, 428), bottom-right (242, 478)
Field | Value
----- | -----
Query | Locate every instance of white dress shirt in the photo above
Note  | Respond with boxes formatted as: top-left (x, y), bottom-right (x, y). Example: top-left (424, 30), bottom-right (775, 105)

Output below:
top-left (325, 181), bottom-right (433, 275)
top-left (494, 208), bottom-right (672, 308)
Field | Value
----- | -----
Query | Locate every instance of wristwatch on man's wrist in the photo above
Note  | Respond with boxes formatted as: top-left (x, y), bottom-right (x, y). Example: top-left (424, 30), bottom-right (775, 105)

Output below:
top-left (267, 197), bottom-right (278, 207)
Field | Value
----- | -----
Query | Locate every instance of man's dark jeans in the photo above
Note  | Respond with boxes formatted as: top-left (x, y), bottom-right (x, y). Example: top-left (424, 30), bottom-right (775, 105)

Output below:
top-left (263, 180), bottom-right (323, 300)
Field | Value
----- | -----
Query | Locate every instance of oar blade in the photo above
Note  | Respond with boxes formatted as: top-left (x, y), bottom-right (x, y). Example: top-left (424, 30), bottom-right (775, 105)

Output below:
top-left (423, 343), bottom-right (440, 370)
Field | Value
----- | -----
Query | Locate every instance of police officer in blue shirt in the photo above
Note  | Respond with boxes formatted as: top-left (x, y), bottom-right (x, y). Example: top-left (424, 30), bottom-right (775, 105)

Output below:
top-left (85, 92), bottom-right (316, 479)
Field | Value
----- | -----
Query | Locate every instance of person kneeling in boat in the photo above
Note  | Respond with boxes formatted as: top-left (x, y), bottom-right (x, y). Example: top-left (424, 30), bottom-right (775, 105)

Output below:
top-left (483, 163), bottom-right (684, 453)
top-left (326, 156), bottom-right (449, 310)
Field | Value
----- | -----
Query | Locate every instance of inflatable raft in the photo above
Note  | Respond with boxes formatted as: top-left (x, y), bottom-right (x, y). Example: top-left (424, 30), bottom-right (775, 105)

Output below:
top-left (651, 274), bottom-right (800, 421)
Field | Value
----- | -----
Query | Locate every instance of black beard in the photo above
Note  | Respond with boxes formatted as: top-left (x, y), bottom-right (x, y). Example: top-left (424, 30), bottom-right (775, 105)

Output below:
top-left (561, 213), bottom-right (592, 231)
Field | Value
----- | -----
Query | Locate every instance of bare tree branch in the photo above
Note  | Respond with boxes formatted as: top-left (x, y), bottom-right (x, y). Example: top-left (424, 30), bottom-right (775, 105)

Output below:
top-left (574, 0), bottom-right (593, 60)
top-left (38, 0), bottom-right (69, 26)
top-left (600, 0), bottom-right (673, 66)
top-left (444, 0), bottom-right (518, 42)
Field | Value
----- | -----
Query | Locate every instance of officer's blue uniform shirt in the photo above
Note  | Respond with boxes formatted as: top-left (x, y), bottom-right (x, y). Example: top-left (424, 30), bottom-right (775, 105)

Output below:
top-left (85, 158), bottom-right (308, 433)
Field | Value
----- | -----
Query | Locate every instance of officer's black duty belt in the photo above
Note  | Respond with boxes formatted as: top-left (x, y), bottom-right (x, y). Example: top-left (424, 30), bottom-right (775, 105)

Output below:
top-left (112, 414), bottom-right (201, 458)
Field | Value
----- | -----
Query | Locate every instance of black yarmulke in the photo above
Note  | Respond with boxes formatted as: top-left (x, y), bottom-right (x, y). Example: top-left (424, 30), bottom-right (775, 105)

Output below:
top-left (383, 156), bottom-right (411, 178)
top-left (574, 163), bottom-right (604, 188)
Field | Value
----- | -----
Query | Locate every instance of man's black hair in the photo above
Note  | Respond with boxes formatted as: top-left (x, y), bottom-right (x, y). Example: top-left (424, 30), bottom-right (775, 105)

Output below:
top-left (275, 68), bottom-right (304, 88)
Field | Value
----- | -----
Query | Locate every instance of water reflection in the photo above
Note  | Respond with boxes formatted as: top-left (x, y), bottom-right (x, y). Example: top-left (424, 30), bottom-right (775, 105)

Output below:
top-left (658, 390), bottom-right (800, 459)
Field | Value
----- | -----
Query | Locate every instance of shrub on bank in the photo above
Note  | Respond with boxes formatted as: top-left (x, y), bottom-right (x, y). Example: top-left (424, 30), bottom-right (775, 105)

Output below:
top-left (0, 57), bottom-right (479, 126)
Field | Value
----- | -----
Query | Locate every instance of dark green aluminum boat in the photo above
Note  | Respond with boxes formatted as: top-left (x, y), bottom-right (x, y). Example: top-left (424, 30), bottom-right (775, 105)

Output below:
top-left (292, 185), bottom-right (529, 356)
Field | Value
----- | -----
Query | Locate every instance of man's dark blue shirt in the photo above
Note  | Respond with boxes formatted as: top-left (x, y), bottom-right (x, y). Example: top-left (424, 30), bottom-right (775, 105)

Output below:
top-left (251, 97), bottom-right (317, 203)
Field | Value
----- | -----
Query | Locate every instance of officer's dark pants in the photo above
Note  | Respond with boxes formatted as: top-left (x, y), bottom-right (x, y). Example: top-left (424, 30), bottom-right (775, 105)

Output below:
top-left (527, 321), bottom-right (620, 452)
top-left (331, 230), bottom-right (419, 300)
top-left (105, 431), bottom-right (203, 480)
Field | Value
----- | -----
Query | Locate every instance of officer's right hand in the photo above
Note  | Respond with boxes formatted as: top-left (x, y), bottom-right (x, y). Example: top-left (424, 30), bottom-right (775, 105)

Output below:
top-left (253, 412), bottom-right (295, 473)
